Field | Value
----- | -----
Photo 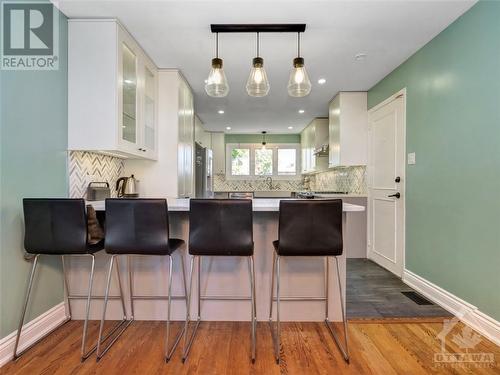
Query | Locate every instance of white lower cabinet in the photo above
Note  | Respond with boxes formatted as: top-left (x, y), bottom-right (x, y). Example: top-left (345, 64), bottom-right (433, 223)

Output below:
top-left (68, 19), bottom-right (158, 160)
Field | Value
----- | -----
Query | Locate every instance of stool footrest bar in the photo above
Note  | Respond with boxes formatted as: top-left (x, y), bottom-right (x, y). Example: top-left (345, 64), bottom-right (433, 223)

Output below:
top-left (200, 295), bottom-right (252, 301)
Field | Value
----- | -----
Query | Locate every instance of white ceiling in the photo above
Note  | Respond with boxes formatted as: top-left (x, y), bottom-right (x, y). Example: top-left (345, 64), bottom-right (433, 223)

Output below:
top-left (57, 0), bottom-right (475, 133)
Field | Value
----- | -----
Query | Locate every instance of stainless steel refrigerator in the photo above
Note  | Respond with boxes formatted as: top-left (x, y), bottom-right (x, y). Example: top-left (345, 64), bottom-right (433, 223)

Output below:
top-left (195, 142), bottom-right (213, 198)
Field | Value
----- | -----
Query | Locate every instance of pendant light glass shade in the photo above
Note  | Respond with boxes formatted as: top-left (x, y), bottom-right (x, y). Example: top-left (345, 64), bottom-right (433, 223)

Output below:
top-left (287, 57), bottom-right (311, 97)
top-left (288, 33), bottom-right (311, 97)
top-left (246, 33), bottom-right (270, 97)
top-left (246, 57), bottom-right (270, 97)
top-left (205, 58), bottom-right (229, 97)
top-left (205, 33), bottom-right (229, 98)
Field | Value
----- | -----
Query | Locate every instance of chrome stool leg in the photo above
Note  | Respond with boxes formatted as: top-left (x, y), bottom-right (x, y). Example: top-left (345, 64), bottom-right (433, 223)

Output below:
top-left (164, 253), bottom-right (188, 362)
top-left (183, 255), bottom-right (256, 364)
top-left (96, 255), bottom-right (133, 361)
top-left (325, 256), bottom-right (349, 363)
top-left (248, 256), bottom-right (257, 362)
top-left (182, 256), bottom-right (199, 362)
top-left (268, 253), bottom-right (281, 364)
top-left (13, 255), bottom-right (71, 360)
top-left (80, 254), bottom-right (96, 361)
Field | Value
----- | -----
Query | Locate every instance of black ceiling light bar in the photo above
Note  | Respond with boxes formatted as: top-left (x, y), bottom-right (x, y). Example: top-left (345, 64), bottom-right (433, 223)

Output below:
top-left (210, 24), bottom-right (306, 33)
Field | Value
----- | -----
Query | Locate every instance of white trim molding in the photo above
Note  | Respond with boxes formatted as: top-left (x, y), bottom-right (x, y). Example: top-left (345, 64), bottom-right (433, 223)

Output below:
top-left (403, 269), bottom-right (500, 346)
top-left (0, 302), bottom-right (67, 367)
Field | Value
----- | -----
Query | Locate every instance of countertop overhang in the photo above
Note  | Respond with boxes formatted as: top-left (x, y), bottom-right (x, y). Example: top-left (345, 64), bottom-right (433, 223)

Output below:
top-left (87, 198), bottom-right (365, 212)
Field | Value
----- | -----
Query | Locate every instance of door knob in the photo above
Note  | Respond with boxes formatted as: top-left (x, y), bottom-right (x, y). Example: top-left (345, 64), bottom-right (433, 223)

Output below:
top-left (388, 192), bottom-right (400, 199)
top-left (395, 176), bottom-right (401, 183)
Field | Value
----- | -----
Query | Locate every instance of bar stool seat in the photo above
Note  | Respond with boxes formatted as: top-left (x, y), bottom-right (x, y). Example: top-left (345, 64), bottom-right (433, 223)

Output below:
top-left (102, 238), bottom-right (184, 256)
top-left (272, 239), bottom-right (342, 257)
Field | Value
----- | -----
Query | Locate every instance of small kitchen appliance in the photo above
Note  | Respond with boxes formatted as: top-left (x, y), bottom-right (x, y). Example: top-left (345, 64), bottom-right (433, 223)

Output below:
top-left (86, 182), bottom-right (111, 201)
top-left (116, 174), bottom-right (139, 198)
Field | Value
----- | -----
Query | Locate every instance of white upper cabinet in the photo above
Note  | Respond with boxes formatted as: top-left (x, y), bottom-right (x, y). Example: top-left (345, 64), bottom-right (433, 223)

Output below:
top-left (68, 19), bottom-right (158, 160)
top-left (194, 115), bottom-right (211, 148)
top-left (301, 118), bottom-right (328, 173)
top-left (328, 92), bottom-right (368, 167)
top-left (178, 77), bottom-right (194, 197)
top-left (211, 132), bottom-right (225, 175)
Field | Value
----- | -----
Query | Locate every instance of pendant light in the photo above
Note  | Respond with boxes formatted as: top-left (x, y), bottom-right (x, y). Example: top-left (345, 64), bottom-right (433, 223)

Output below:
top-left (246, 32), bottom-right (270, 97)
top-left (261, 131), bottom-right (267, 149)
top-left (205, 32), bottom-right (229, 98)
top-left (287, 32), bottom-right (312, 97)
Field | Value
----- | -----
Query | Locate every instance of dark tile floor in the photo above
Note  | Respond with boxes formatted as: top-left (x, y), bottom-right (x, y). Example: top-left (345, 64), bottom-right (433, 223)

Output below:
top-left (347, 258), bottom-right (452, 318)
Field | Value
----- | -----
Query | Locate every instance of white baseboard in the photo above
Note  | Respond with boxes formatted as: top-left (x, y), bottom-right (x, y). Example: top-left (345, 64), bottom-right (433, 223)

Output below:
top-left (403, 269), bottom-right (500, 346)
top-left (0, 302), bottom-right (67, 368)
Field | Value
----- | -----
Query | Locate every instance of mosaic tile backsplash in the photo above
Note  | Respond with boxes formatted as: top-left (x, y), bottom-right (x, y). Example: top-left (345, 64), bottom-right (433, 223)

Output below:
top-left (69, 151), bottom-right (124, 198)
top-left (213, 174), bottom-right (304, 192)
top-left (309, 166), bottom-right (367, 194)
top-left (213, 165), bottom-right (366, 194)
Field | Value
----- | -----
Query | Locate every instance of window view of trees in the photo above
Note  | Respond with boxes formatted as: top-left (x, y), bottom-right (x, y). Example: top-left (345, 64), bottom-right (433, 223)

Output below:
top-left (255, 148), bottom-right (273, 175)
top-left (228, 144), bottom-right (299, 178)
top-left (231, 148), bottom-right (250, 175)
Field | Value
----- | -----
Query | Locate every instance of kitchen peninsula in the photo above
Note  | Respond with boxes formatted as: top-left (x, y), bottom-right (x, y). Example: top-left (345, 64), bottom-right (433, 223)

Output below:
top-left (65, 198), bottom-right (364, 322)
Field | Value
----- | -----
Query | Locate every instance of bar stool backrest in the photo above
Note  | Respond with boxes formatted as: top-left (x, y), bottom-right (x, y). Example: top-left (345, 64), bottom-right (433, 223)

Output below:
top-left (105, 198), bottom-right (170, 254)
top-left (278, 199), bottom-right (343, 256)
top-left (23, 198), bottom-right (88, 254)
top-left (189, 199), bottom-right (253, 256)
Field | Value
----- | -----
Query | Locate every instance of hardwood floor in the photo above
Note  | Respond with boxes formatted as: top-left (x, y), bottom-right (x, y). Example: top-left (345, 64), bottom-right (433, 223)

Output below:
top-left (2, 320), bottom-right (499, 374)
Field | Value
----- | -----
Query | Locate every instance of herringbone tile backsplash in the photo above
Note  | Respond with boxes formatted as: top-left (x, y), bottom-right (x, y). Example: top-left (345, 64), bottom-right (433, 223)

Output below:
top-left (309, 166), bottom-right (367, 194)
top-left (69, 151), bottom-right (124, 199)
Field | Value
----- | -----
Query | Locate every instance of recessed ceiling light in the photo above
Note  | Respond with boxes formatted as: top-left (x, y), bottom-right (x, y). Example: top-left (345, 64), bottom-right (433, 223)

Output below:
top-left (204, 79), bottom-right (208, 84)
top-left (355, 53), bottom-right (367, 61)
top-left (288, 126), bottom-right (293, 130)
top-left (298, 109), bottom-right (305, 114)
top-left (226, 126), bottom-right (231, 130)
top-left (317, 78), bottom-right (326, 85)
top-left (218, 110), bottom-right (225, 114)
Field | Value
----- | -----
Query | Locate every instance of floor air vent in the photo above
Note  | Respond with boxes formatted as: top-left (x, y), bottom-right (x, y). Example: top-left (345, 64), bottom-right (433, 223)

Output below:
top-left (401, 291), bottom-right (434, 305)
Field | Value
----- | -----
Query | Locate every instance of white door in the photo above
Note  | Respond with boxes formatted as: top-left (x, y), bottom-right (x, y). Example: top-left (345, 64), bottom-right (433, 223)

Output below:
top-left (368, 91), bottom-right (405, 277)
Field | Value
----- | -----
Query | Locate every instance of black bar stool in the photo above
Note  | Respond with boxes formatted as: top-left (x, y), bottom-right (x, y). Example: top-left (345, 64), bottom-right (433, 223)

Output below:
top-left (182, 199), bottom-right (256, 363)
top-left (16, 198), bottom-right (104, 362)
top-left (268, 199), bottom-right (349, 364)
top-left (96, 198), bottom-right (188, 362)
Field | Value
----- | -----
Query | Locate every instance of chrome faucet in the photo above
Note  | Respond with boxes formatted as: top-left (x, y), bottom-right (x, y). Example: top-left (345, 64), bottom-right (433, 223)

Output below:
top-left (265, 176), bottom-right (273, 190)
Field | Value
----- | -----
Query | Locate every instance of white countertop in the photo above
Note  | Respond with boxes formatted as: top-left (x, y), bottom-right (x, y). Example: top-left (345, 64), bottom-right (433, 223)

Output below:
top-left (87, 198), bottom-right (365, 212)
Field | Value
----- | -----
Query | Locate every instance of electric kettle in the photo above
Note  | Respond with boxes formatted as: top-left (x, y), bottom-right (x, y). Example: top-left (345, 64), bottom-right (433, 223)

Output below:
top-left (116, 174), bottom-right (139, 198)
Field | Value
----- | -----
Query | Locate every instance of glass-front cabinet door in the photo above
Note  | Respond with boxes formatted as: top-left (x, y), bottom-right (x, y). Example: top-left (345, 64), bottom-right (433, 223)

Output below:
top-left (143, 66), bottom-right (156, 154)
top-left (121, 43), bottom-right (137, 145)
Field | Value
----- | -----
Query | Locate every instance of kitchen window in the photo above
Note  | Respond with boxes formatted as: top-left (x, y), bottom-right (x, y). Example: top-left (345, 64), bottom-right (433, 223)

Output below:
top-left (226, 143), bottom-right (301, 179)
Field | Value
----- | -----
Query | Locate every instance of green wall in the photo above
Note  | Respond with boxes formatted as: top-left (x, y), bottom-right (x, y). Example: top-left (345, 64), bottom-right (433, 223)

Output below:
top-left (0, 8), bottom-right (68, 337)
top-left (368, 1), bottom-right (500, 320)
top-left (225, 133), bottom-right (300, 144)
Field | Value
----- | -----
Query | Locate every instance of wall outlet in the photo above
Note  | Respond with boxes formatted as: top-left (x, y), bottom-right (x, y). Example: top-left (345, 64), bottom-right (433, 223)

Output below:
top-left (408, 152), bottom-right (416, 165)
